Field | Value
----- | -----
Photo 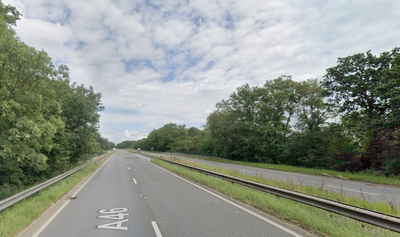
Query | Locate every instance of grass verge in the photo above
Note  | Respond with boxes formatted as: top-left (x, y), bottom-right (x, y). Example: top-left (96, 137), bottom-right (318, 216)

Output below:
top-left (1, 151), bottom-right (113, 201)
top-left (208, 158), bottom-right (400, 186)
top-left (157, 152), bottom-right (400, 186)
top-left (0, 155), bottom-right (109, 237)
top-left (163, 157), bottom-right (400, 217)
top-left (152, 158), bottom-right (400, 237)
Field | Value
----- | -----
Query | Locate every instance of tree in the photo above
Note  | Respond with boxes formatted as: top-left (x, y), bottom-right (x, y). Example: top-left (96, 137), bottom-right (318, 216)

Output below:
top-left (322, 47), bottom-right (400, 171)
top-left (208, 79), bottom-right (294, 162)
top-left (0, 1), bottom-right (21, 26)
top-left (116, 140), bottom-right (135, 149)
top-left (188, 127), bottom-right (200, 137)
top-left (148, 123), bottom-right (187, 152)
top-left (0, 20), bottom-right (63, 188)
top-left (207, 76), bottom-right (337, 167)
top-left (59, 79), bottom-right (104, 160)
top-left (322, 47), bottom-right (400, 129)
top-left (295, 78), bottom-right (331, 133)
top-left (0, 2), bottom-right (108, 198)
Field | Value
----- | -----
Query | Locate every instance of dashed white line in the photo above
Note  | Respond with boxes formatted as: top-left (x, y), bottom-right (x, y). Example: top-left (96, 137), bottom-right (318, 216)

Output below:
top-left (133, 178), bottom-right (137, 184)
top-left (128, 167), bottom-right (130, 170)
top-left (326, 185), bottom-right (380, 196)
top-left (238, 169), bottom-right (253, 173)
top-left (151, 221), bottom-right (163, 237)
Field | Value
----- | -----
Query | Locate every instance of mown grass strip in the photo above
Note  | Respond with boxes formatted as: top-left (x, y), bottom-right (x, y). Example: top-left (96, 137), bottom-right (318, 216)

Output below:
top-left (205, 158), bottom-right (400, 186)
top-left (155, 151), bottom-right (400, 186)
top-left (163, 157), bottom-right (400, 217)
top-left (152, 158), bottom-right (400, 237)
top-left (0, 154), bottom-right (110, 237)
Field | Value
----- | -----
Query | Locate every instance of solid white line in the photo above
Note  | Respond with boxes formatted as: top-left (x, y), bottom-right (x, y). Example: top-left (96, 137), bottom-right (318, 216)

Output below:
top-left (146, 160), bottom-right (303, 237)
top-left (32, 152), bottom-right (116, 237)
top-left (151, 221), bottom-right (163, 237)
top-left (32, 199), bottom-right (70, 237)
top-left (326, 185), bottom-right (380, 196)
top-left (133, 178), bottom-right (137, 184)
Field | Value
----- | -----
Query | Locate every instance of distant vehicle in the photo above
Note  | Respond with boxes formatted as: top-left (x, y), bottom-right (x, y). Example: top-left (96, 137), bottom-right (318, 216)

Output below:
top-left (137, 148), bottom-right (141, 151)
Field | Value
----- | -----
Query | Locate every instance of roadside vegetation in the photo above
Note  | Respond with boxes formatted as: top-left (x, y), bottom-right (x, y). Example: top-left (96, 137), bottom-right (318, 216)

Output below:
top-left (0, 153), bottom-right (112, 237)
top-left (156, 156), bottom-right (400, 217)
top-left (0, 2), bottom-right (114, 200)
top-left (156, 152), bottom-right (400, 186)
top-left (152, 158), bottom-right (400, 237)
top-left (120, 45), bottom-right (400, 180)
top-left (121, 47), bottom-right (400, 180)
top-left (202, 157), bottom-right (400, 186)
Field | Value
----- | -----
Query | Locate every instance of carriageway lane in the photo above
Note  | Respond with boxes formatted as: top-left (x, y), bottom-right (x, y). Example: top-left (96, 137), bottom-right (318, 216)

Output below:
top-left (36, 150), bottom-right (155, 237)
top-left (34, 150), bottom-right (308, 237)
top-left (141, 151), bottom-right (400, 203)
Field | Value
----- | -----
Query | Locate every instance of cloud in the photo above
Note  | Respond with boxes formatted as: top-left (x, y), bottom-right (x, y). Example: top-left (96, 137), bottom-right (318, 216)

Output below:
top-left (4, 0), bottom-right (400, 144)
top-left (124, 130), bottom-right (138, 139)
top-left (16, 18), bottom-right (73, 58)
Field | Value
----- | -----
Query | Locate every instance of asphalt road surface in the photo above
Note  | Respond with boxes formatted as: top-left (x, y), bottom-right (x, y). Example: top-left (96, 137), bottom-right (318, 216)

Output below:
top-left (141, 151), bottom-right (400, 204)
top-left (29, 150), bottom-right (309, 237)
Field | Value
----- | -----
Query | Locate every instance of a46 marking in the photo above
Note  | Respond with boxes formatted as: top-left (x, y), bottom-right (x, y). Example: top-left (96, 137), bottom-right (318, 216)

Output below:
top-left (97, 208), bottom-right (129, 230)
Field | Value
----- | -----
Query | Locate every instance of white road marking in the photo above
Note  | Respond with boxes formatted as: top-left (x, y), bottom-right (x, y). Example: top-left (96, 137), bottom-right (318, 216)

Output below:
top-left (238, 169), bottom-right (253, 173)
top-left (97, 219), bottom-right (129, 230)
top-left (133, 178), bottom-right (137, 184)
top-left (32, 196), bottom-right (70, 237)
top-left (98, 213), bottom-right (129, 220)
top-left (128, 167), bottom-right (130, 170)
top-left (32, 152), bottom-right (116, 237)
top-left (146, 160), bottom-right (304, 237)
top-left (97, 208), bottom-right (129, 230)
top-left (152, 221), bottom-right (163, 237)
top-left (99, 208), bottom-right (128, 214)
top-left (326, 185), bottom-right (380, 196)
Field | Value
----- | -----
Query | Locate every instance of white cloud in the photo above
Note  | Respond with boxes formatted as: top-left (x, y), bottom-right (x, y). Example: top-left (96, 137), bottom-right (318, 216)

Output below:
top-left (16, 18), bottom-right (73, 57)
top-left (124, 130), bottom-right (138, 139)
top-left (4, 0), bottom-right (400, 144)
top-left (153, 19), bottom-right (194, 48)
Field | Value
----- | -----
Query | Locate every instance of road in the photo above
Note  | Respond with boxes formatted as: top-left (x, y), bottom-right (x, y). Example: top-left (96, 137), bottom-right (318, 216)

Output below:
top-left (26, 150), bottom-right (309, 237)
top-left (141, 151), bottom-right (400, 204)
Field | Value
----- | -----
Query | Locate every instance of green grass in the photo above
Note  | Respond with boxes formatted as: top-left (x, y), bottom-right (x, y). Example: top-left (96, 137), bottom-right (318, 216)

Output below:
top-left (156, 151), bottom-right (400, 186)
top-left (209, 158), bottom-right (400, 186)
top-left (1, 151), bottom-right (113, 201)
top-left (163, 157), bottom-right (400, 216)
top-left (0, 154), bottom-right (111, 237)
top-left (152, 158), bottom-right (400, 237)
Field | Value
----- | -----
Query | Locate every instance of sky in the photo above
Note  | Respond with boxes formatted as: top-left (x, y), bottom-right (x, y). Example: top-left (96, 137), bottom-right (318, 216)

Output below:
top-left (3, 0), bottom-right (400, 145)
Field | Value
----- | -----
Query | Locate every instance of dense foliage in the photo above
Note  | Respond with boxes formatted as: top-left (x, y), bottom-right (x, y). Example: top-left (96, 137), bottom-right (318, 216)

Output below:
top-left (0, 2), bottom-right (112, 199)
top-left (323, 47), bottom-right (400, 174)
top-left (206, 77), bottom-right (336, 166)
top-left (122, 48), bottom-right (399, 175)
top-left (115, 140), bottom-right (135, 149)
top-left (123, 124), bottom-right (213, 154)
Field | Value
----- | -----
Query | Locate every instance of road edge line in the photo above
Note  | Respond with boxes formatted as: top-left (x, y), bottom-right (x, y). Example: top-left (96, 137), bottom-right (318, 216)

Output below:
top-left (31, 152), bottom-right (116, 237)
top-left (144, 158), bottom-right (304, 237)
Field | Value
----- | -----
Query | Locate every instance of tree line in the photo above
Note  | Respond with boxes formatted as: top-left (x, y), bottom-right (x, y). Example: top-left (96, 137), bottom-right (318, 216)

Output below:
top-left (0, 2), bottom-right (114, 199)
top-left (119, 47), bottom-right (400, 175)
